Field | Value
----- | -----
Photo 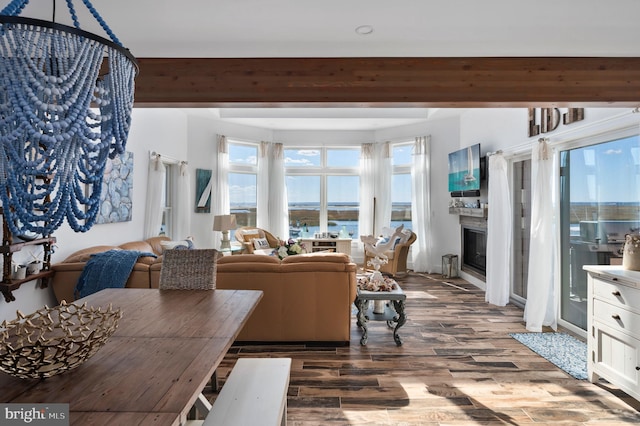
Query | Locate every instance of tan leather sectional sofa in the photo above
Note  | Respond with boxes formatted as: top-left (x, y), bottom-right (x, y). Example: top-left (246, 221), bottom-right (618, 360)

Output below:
top-left (52, 242), bottom-right (356, 344)
top-left (216, 252), bottom-right (357, 344)
top-left (51, 236), bottom-right (169, 303)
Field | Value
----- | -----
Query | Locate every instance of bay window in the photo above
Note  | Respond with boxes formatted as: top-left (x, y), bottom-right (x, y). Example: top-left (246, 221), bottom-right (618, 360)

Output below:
top-left (285, 147), bottom-right (360, 238)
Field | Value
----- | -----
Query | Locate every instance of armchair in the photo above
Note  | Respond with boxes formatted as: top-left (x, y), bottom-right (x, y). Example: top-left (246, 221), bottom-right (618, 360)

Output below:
top-left (234, 227), bottom-right (280, 254)
top-left (364, 231), bottom-right (417, 277)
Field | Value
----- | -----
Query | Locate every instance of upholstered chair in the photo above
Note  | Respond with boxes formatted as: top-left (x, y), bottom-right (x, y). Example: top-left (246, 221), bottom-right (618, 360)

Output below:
top-left (364, 231), bottom-right (417, 277)
top-left (234, 227), bottom-right (280, 254)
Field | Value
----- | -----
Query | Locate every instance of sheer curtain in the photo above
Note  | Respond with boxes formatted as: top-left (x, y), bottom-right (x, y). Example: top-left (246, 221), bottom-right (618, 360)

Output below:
top-left (256, 141), bottom-right (270, 229)
top-left (359, 143), bottom-right (375, 242)
top-left (172, 161), bottom-right (192, 239)
top-left (213, 134), bottom-right (230, 249)
top-left (143, 155), bottom-right (166, 239)
top-left (485, 153), bottom-right (512, 306)
top-left (524, 139), bottom-right (560, 332)
top-left (411, 136), bottom-right (432, 272)
top-left (268, 143), bottom-right (288, 239)
top-left (375, 142), bottom-right (392, 236)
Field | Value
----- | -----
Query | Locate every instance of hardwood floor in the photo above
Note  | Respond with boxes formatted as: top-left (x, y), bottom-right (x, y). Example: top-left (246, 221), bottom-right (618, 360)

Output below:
top-left (208, 273), bottom-right (640, 425)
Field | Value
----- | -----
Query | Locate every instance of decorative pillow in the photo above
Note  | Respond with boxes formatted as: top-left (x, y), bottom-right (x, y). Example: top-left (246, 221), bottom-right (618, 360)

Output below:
top-left (242, 229), bottom-right (263, 242)
top-left (392, 236), bottom-right (403, 250)
top-left (160, 237), bottom-right (195, 252)
top-left (377, 236), bottom-right (390, 245)
top-left (252, 237), bottom-right (270, 250)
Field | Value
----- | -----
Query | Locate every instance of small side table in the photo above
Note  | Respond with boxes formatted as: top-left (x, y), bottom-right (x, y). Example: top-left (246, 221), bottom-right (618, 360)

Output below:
top-left (355, 285), bottom-right (407, 346)
top-left (220, 246), bottom-right (244, 256)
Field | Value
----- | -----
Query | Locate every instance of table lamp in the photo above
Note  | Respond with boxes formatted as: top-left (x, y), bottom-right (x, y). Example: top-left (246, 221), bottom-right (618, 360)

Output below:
top-left (213, 214), bottom-right (237, 251)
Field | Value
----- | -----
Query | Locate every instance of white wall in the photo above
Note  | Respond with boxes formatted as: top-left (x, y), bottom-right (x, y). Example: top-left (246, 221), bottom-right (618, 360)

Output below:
top-left (186, 112), bottom-right (273, 249)
top-left (376, 116), bottom-right (462, 273)
top-left (52, 109), bottom-right (190, 262)
top-left (274, 129), bottom-right (374, 146)
top-left (1, 109), bottom-right (189, 323)
top-left (4, 107), bottom-right (635, 322)
top-left (456, 107), bottom-right (633, 287)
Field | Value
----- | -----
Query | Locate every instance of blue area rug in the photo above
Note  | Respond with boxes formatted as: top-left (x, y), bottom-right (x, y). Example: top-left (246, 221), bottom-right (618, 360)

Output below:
top-left (510, 332), bottom-right (587, 380)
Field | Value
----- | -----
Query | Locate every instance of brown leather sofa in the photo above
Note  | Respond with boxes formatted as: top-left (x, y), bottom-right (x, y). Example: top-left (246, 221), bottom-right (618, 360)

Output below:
top-left (216, 252), bottom-right (357, 343)
top-left (51, 236), bottom-right (170, 303)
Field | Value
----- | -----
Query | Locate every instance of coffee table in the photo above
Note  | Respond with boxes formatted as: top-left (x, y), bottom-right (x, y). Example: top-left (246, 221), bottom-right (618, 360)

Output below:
top-left (355, 284), bottom-right (407, 346)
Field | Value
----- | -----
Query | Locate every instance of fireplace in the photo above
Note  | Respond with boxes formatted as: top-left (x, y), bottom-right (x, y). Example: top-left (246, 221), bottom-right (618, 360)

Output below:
top-left (460, 216), bottom-right (487, 280)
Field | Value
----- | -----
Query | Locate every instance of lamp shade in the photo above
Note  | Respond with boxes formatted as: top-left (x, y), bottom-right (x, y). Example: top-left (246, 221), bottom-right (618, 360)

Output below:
top-left (213, 214), bottom-right (237, 231)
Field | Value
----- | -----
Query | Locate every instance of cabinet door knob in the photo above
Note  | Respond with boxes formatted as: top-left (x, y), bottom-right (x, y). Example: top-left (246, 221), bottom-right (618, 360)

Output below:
top-left (612, 290), bottom-right (621, 296)
top-left (612, 314), bottom-right (621, 320)
top-left (636, 366), bottom-right (640, 371)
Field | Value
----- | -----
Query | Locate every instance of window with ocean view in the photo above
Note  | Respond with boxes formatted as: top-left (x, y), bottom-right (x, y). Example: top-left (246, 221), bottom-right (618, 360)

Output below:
top-left (285, 147), bottom-right (360, 238)
top-left (392, 143), bottom-right (413, 230)
top-left (228, 141), bottom-right (258, 230)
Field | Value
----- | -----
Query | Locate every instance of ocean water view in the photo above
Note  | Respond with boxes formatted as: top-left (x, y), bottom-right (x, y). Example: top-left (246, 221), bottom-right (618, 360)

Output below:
top-left (231, 202), bottom-right (412, 239)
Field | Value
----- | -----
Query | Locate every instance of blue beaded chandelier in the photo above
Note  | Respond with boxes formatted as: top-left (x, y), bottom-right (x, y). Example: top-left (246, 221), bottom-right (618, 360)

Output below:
top-left (0, 0), bottom-right (137, 237)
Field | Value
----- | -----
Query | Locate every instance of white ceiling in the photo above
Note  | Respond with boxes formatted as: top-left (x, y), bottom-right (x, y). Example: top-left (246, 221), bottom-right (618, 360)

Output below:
top-left (16, 0), bottom-right (640, 130)
top-left (210, 107), bottom-right (466, 131)
top-left (27, 0), bottom-right (640, 58)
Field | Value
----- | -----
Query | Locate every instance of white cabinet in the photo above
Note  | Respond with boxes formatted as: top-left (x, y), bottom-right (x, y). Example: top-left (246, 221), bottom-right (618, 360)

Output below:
top-left (584, 265), bottom-right (640, 402)
top-left (299, 238), bottom-right (352, 256)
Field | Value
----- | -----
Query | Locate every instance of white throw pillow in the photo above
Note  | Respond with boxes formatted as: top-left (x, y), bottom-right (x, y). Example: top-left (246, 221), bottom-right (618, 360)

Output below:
top-left (160, 237), bottom-right (195, 251)
top-left (252, 237), bottom-right (270, 250)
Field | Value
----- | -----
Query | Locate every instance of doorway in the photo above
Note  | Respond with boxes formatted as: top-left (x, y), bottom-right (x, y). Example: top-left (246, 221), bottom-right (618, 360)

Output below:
top-left (559, 134), bottom-right (640, 331)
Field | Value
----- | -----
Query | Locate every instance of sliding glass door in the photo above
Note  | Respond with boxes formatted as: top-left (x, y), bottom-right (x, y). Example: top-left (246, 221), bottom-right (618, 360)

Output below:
top-left (559, 134), bottom-right (640, 330)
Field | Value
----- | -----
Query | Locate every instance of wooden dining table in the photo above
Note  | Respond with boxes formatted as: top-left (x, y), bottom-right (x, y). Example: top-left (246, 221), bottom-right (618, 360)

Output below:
top-left (0, 288), bottom-right (263, 426)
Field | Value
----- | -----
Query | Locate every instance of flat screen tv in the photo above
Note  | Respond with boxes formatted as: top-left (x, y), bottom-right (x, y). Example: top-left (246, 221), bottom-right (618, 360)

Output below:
top-left (448, 143), bottom-right (481, 194)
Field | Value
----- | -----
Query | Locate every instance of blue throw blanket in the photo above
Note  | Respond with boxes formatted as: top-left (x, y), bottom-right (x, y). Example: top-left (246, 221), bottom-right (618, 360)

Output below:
top-left (74, 250), bottom-right (157, 299)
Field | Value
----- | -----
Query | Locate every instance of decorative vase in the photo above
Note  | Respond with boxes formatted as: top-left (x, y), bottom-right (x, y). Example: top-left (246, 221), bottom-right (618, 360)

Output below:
top-left (373, 300), bottom-right (386, 314)
top-left (622, 234), bottom-right (640, 271)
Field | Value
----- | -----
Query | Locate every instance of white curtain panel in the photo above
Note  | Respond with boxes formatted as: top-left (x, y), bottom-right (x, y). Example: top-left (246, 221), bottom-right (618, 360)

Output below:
top-left (411, 136), bottom-right (432, 273)
top-left (524, 139), bottom-right (560, 332)
top-left (213, 134), bottom-right (230, 249)
top-left (485, 153), bottom-right (512, 306)
top-left (256, 141), bottom-right (270, 229)
top-left (173, 161), bottom-right (192, 240)
top-left (143, 155), bottom-right (166, 239)
top-left (375, 142), bottom-right (392, 236)
top-left (268, 143), bottom-right (289, 240)
top-left (358, 143), bottom-right (375, 245)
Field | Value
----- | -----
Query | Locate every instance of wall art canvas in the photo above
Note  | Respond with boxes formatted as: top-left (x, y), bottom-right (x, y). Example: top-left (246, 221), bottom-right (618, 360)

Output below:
top-left (195, 168), bottom-right (212, 213)
top-left (96, 151), bottom-right (133, 224)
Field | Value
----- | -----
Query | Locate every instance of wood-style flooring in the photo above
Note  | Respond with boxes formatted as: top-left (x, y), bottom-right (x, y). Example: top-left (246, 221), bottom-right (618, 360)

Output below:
top-left (207, 273), bottom-right (640, 425)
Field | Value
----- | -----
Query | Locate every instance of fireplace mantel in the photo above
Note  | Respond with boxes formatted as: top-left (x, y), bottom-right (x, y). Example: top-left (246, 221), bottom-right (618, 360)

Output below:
top-left (449, 207), bottom-right (487, 219)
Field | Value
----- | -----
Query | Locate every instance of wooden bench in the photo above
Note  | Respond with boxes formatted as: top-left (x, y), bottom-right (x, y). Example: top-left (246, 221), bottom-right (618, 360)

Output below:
top-left (186, 357), bottom-right (292, 426)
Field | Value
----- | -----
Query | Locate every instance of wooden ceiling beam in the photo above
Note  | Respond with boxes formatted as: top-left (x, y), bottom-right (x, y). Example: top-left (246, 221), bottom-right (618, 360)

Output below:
top-left (134, 57), bottom-right (640, 108)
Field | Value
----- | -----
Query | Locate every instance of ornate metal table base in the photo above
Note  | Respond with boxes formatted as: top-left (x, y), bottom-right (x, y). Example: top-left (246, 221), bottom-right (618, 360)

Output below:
top-left (355, 285), bottom-right (407, 346)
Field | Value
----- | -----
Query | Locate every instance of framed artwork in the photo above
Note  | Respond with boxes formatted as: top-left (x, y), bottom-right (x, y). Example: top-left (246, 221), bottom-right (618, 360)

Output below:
top-left (96, 151), bottom-right (133, 224)
top-left (195, 168), bottom-right (212, 213)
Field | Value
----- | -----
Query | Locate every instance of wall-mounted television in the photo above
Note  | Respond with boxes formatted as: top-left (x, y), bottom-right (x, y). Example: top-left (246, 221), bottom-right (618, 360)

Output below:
top-left (448, 143), bottom-right (481, 196)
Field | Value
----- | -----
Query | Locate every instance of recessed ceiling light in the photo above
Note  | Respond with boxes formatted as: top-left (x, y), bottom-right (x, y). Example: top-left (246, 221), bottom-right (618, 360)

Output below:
top-left (355, 25), bottom-right (374, 35)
